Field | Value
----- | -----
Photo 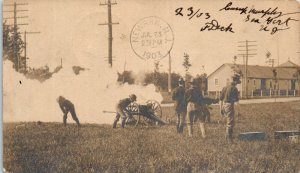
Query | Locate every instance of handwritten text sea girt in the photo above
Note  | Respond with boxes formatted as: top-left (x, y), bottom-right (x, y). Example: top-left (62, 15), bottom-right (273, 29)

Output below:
top-left (175, 2), bottom-right (299, 35)
top-left (175, 7), bottom-right (235, 33)
top-left (219, 2), bottom-right (299, 35)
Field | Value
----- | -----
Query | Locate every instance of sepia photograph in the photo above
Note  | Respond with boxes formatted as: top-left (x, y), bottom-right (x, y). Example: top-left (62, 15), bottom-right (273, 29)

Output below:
top-left (2, 0), bottom-right (300, 172)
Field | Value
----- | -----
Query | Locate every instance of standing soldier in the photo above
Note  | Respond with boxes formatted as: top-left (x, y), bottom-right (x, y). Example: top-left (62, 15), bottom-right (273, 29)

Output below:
top-left (113, 94), bottom-right (137, 128)
top-left (57, 96), bottom-right (81, 127)
top-left (185, 78), bottom-right (206, 138)
top-left (172, 77), bottom-right (186, 133)
top-left (219, 74), bottom-right (241, 143)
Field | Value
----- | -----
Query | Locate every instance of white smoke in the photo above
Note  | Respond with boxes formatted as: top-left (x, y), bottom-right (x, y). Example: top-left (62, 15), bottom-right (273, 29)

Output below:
top-left (3, 60), bottom-right (162, 124)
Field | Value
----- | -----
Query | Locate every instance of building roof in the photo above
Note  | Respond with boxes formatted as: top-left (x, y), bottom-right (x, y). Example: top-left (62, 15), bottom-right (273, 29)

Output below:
top-left (278, 60), bottom-right (299, 68)
top-left (208, 63), bottom-right (298, 80)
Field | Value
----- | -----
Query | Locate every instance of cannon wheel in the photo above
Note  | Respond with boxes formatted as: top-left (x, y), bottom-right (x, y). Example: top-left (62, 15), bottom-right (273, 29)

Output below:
top-left (143, 100), bottom-right (163, 124)
top-left (125, 102), bottom-right (140, 126)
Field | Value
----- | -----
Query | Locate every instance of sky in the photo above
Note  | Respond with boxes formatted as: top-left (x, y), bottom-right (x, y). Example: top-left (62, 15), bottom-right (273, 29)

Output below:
top-left (3, 0), bottom-right (300, 76)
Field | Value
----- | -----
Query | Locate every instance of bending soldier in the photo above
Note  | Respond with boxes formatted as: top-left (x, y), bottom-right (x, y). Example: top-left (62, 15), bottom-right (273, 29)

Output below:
top-left (185, 78), bottom-right (206, 138)
top-left (172, 77), bottom-right (186, 133)
top-left (113, 94), bottom-right (137, 128)
top-left (57, 96), bottom-right (81, 127)
top-left (219, 74), bottom-right (241, 143)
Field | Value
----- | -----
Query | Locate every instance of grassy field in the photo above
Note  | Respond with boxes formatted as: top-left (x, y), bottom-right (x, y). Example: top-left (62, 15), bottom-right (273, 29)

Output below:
top-left (3, 101), bottom-right (300, 173)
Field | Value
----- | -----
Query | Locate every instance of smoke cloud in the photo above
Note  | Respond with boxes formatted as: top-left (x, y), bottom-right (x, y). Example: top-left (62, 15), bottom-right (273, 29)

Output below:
top-left (3, 61), bottom-right (162, 124)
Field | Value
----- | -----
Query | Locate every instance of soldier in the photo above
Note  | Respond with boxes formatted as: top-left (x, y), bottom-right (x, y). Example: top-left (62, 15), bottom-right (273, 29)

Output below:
top-left (113, 94), bottom-right (137, 128)
top-left (219, 74), bottom-right (241, 143)
top-left (185, 78), bottom-right (206, 138)
top-left (172, 77), bottom-right (186, 133)
top-left (57, 96), bottom-right (81, 127)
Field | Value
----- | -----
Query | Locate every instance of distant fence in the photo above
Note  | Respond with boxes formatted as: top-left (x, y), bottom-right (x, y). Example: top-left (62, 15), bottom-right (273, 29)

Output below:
top-left (250, 89), bottom-right (299, 98)
top-left (208, 90), bottom-right (300, 98)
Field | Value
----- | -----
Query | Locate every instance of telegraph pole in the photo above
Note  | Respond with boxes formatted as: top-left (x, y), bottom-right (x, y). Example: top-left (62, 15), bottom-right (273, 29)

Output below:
top-left (3, 2), bottom-right (29, 72)
top-left (265, 51), bottom-right (276, 68)
top-left (20, 31), bottom-right (41, 72)
top-left (168, 51), bottom-right (172, 93)
top-left (99, 0), bottom-right (119, 67)
top-left (237, 40), bottom-right (257, 98)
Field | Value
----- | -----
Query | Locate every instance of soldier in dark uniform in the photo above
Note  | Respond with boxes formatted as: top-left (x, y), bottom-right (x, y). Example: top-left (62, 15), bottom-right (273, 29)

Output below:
top-left (113, 94), bottom-right (137, 128)
top-left (57, 96), bottom-right (81, 127)
top-left (185, 78), bottom-right (206, 138)
top-left (172, 77), bottom-right (186, 133)
top-left (219, 74), bottom-right (241, 143)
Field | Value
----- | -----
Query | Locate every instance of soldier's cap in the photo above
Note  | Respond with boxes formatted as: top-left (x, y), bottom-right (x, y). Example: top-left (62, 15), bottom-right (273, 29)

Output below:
top-left (56, 96), bottom-right (62, 102)
top-left (178, 77), bottom-right (184, 84)
top-left (232, 74), bottom-right (241, 84)
top-left (57, 96), bottom-right (66, 102)
top-left (129, 94), bottom-right (137, 101)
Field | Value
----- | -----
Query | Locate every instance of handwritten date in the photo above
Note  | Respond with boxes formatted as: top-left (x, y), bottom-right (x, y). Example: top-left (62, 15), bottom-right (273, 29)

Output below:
top-left (175, 7), bottom-right (211, 20)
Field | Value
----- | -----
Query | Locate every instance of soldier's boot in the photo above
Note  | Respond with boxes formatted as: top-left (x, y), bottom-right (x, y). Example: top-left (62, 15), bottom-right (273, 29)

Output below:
top-left (63, 115), bottom-right (67, 127)
top-left (200, 123), bottom-right (206, 138)
top-left (226, 128), bottom-right (233, 143)
top-left (176, 124), bottom-right (180, 133)
top-left (73, 117), bottom-right (81, 127)
top-left (76, 120), bottom-right (81, 127)
top-left (112, 120), bottom-right (118, 128)
top-left (188, 125), bottom-right (193, 137)
top-left (121, 119), bottom-right (126, 128)
top-left (178, 125), bottom-right (184, 134)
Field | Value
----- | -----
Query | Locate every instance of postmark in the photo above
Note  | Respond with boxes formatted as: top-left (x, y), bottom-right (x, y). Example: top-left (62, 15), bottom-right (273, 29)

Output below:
top-left (130, 16), bottom-right (174, 60)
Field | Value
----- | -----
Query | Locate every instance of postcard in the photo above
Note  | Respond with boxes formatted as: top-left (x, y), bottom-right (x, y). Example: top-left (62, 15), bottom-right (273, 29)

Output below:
top-left (3, 0), bottom-right (300, 172)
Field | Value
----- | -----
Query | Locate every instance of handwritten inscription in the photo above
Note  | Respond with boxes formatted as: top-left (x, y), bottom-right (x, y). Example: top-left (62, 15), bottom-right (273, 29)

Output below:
top-left (175, 7), bottom-right (234, 33)
top-left (200, 20), bottom-right (234, 33)
top-left (175, 2), bottom-right (299, 35)
top-left (175, 7), bottom-right (211, 20)
top-left (219, 2), bottom-right (299, 35)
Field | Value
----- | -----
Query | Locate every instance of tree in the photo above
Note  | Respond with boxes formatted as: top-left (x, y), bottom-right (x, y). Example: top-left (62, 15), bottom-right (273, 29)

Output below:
top-left (182, 53), bottom-right (192, 87)
top-left (182, 53), bottom-right (192, 73)
top-left (196, 73), bottom-right (208, 92)
top-left (3, 21), bottom-right (25, 71)
top-left (153, 61), bottom-right (161, 88)
top-left (144, 71), bottom-right (182, 92)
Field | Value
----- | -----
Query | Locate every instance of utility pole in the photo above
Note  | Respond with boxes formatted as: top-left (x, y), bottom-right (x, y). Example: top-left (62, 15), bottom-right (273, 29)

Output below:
top-left (20, 31), bottom-right (41, 72)
top-left (265, 51), bottom-right (276, 68)
top-left (3, 2), bottom-right (29, 72)
top-left (237, 40), bottom-right (257, 98)
top-left (168, 51), bottom-right (172, 94)
top-left (99, 0), bottom-right (119, 68)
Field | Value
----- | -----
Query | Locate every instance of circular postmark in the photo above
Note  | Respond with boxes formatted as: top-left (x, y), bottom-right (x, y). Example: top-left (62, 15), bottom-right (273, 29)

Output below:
top-left (130, 16), bottom-right (174, 60)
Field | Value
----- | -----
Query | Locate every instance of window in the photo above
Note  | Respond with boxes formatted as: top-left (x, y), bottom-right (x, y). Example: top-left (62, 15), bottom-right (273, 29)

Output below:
top-left (253, 79), bottom-right (256, 86)
top-left (215, 78), bottom-right (219, 86)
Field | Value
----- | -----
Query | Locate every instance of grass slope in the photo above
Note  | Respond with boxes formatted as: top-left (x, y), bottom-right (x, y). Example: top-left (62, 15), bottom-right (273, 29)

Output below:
top-left (3, 101), bottom-right (300, 173)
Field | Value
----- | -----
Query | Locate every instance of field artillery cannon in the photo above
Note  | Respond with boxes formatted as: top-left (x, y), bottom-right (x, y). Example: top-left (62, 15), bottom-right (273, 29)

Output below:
top-left (125, 100), bottom-right (168, 126)
top-left (103, 100), bottom-right (168, 126)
